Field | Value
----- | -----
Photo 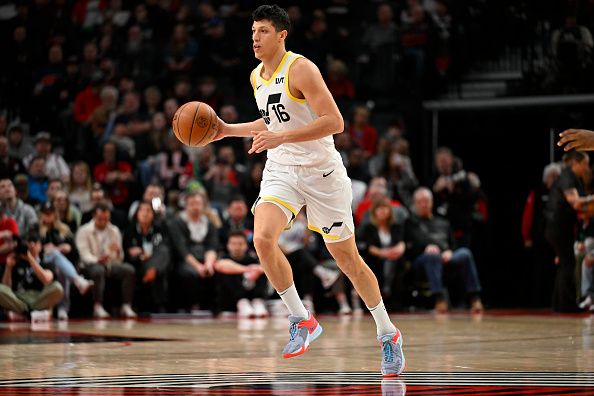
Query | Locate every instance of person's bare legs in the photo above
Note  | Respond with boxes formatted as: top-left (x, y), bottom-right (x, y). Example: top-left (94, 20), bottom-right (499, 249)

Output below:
top-left (253, 202), bottom-right (321, 358)
top-left (253, 202), bottom-right (295, 292)
top-left (325, 235), bottom-right (405, 376)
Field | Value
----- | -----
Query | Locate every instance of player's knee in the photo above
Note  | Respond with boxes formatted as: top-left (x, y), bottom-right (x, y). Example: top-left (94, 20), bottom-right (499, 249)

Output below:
top-left (253, 232), bottom-right (276, 256)
top-left (335, 254), bottom-right (365, 279)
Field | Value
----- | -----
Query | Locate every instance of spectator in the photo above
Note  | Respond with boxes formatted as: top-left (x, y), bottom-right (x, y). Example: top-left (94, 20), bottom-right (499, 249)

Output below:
top-left (355, 177), bottom-right (403, 226)
top-left (165, 23), bottom-right (198, 73)
top-left (545, 151), bottom-right (590, 312)
top-left (46, 179), bottom-right (65, 205)
top-left (142, 86), bottom-right (162, 117)
top-left (0, 178), bottom-right (38, 234)
top-left (0, 136), bottom-right (25, 180)
top-left (357, 199), bottom-right (406, 303)
top-left (400, 4), bottom-right (431, 81)
top-left (111, 91), bottom-right (152, 160)
top-left (38, 202), bottom-right (93, 320)
top-left (0, 203), bottom-right (18, 266)
top-left (93, 141), bottom-right (134, 210)
top-left (73, 73), bottom-right (103, 125)
top-left (0, 232), bottom-right (63, 319)
top-left (75, 202), bottom-right (137, 318)
top-left (158, 134), bottom-right (193, 190)
top-left (167, 191), bottom-right (219, 312)
top-left (405, 187), bottom-right (483, 313)
top-left (123, 200), bottom-right (171, 313)
top-left (380, 141), bottom-right (418, 209)
top-left (26, 156), bottom-right (49, 206)
top-left (128, 183), bottom-right (167, 221)
top-left (326, 59), bottom-right (356, 102)
top-left (23, 132), bottom-right (70, 184)
top-left (13, 174), bottom-right (31, 206)
top-left (7, 125), bottom-right (34, 161)
top-left (348, 106), bottom-right (378, 158)
top-left (359, 3), bottom-right (399, 94)
top-left (52, 189), bottom-right (82, 235)
top-left (214, 231), bottom-right (268, 317)
top-left (203, 145), bottom-right (242, 206)
top-left (240, 161), bottom-right (264, 206)
top-left (220, 195), bottom-right (254, 246)
top-left (432, 147), bottom-right (486, 248)
top-left (69, 161), bottom-right (94, 213)
top-left (521, 163), bottom-right (562, 306)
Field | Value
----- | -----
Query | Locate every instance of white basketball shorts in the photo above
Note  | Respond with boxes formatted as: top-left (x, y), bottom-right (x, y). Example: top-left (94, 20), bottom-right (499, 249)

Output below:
top-left (252, 159), bottom-right (355, 243)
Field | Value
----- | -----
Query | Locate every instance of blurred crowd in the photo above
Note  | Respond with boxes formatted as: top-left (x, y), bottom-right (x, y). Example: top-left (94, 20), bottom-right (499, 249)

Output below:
top-left (0, 0), bottom-right (515, 319)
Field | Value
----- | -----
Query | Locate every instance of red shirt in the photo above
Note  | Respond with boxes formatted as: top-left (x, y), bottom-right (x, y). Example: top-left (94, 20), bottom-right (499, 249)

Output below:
top-left (73, 86), bottom-right (101, 123)
top-left (0, 217), bottom-right (18, 265)
top-left (94, 161), bottom-right (133, 206)
top-left (355, 198), bottom-right (401, 226)
top-left (348, 124), bottom-right (378, 156)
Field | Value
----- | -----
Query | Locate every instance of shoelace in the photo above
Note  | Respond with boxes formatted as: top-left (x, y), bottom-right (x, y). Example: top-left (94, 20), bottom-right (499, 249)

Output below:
top-left (382, 340), bottom-right (394, 363)
top-left (289, 322), bottom-right (298, 341)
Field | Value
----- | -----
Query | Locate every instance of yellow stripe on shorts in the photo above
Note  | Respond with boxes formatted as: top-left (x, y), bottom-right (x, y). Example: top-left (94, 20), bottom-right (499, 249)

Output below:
top-left (308, 225), bottom-right (341, 240)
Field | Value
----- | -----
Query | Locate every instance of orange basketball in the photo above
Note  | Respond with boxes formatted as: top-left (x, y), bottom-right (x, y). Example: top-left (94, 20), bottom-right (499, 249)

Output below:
top-left (172, 101), bottom-right (219, 147)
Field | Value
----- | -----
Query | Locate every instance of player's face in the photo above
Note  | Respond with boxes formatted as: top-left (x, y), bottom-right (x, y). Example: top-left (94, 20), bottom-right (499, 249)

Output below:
top-left (252, 20), bottom-right (284, 60)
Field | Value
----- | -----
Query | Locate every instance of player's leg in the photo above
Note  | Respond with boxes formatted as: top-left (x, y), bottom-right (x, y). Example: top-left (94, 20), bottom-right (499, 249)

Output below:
top-left (253, 201), bottom-right (322, 358)
top-left (325, 237), bottom-right (405, 376)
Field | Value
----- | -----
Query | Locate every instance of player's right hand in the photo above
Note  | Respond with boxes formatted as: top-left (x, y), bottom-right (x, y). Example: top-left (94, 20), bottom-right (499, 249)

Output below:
top-left (558, 129), bottom-right (594, 151)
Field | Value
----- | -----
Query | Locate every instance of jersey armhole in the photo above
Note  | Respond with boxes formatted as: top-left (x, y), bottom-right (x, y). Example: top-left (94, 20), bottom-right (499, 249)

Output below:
top-left (250, 68), bottom-right (257, 97)
top-left (285, 56), bottom-right (306, 103)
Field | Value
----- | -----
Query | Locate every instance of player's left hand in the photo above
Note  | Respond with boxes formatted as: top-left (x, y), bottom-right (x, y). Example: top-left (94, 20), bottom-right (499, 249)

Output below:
top-left (249, 130), bottom-right (284, 154)
top-left (558, 129), bottom-right (594, 151)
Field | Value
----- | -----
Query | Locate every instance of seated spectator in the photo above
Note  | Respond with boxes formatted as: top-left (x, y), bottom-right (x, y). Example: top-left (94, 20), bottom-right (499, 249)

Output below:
top-left (27, 156), bottom-right (49, 206)
top-left (94, 141), bottom-right (134, 210)
top-left (219, 195), bottom-right (254, 246)
top-left (158, 134), bottom-right (193, 191)
top-left (13, 174), bottom-right (31, 205)
top-left (0, 136), bottom-right (25, 180)
top-left (0, 203), bottom-right (18, 266)
top-left (38, 202), bottom-right (93, 320)
top-left (167, 191), bottom-right (219, 312)
top-left (53, 190), bottom-right (82, 234)
top-left (326, 59), bottom-right (356, 103)
top-left (123, 201), bottom-right (171, 313)
top-left (111, 91), bottom-right (152, 160)
top-left (128, 183), bottom-right (167, 221)
top-left (355, 176), bottom-right (403, 226)
top-left (23, 132), bottom-right (70, 184)
top-left (357, 199), bottom-right (406, 302)
top-left (214, 231), bottom-right (268, 317)
top-left (0, 232), bottom-right (63, 319)
top-left (348, 106), bottom-right (378, 159)
top-left (69, 161), bottom-right (94, 213)
top-left (405, 187), bottom-right (483, 313)
top-left (7, 125), bottom-right (34, 161)
top-left (0, 178), bottom-right (38, 234)
top-left (75, 202), bottom-right (137, 318)
top-left (165, 23), bottom-right (199, 73)
top-left (203, 145), bottom-right (243, 206)
top-left (278, 212), bottom-right (341, 313)
top-left (380, 141), bottom-right (419, 209)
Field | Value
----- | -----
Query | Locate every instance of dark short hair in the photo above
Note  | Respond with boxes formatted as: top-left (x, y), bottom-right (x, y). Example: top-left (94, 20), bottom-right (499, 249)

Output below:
top-left (565, 150), bottom-right (588, 163)
top-left (227, 231), bottom-right (248, 242)
top-left (252, 5), bottom-right (290, 33)
top-left (93, 201), bottom-right (111, 214)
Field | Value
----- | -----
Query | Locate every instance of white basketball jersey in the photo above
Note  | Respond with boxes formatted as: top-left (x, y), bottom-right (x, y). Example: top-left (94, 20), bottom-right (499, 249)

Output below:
top-left (253, 51), bottom-right (342, 167)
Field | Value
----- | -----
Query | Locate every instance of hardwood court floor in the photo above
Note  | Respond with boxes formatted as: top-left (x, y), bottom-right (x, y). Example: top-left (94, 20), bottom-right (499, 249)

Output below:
top-left (0, 311), bottom-right (592, 395)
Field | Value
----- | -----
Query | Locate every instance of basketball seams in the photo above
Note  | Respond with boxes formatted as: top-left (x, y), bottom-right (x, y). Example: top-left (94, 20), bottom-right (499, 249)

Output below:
top-left (195, 106), bottom-right (214, 147)
top-left (187, 102), bottom-right (201, 146)
top-left (173, 102), bottom-right (189, 141)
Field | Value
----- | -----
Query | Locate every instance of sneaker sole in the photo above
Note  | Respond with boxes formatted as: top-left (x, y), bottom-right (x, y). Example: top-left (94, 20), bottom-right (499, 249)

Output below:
top-left (283, 323), bottom-right (323, 359)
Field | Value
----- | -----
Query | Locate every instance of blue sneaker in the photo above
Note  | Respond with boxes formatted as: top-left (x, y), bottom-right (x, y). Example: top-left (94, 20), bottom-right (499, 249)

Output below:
top-left (282, 312), bottom-right (323, 358)
top-left (378, 328), bottom-right (405, 376)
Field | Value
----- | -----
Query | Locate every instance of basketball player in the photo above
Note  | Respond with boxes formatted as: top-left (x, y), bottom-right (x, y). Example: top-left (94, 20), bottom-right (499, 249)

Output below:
top-left (559, 129), bottom-right (594, 151)
top-left (214, 5), bottom-right (404, 376)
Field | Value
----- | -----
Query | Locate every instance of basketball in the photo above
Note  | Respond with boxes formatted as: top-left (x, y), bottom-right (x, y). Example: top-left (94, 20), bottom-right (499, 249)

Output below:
top-left (172, 101), bottom-right (219, 147)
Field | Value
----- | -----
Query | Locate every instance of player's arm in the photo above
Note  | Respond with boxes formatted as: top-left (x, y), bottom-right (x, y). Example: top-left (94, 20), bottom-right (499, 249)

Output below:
top-left (249, 58), bottom-right (344, 154)
top-left (558, 129), bottom-right (594, 151)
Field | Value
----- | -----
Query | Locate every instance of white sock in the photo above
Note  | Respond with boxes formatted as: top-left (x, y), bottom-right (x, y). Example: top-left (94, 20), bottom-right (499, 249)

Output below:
top-left (367, 299), bottom-right (397, 336)
top-left (278, 283), bottom-right (309, 318)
